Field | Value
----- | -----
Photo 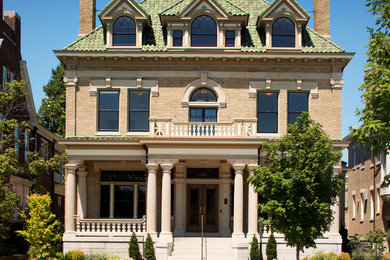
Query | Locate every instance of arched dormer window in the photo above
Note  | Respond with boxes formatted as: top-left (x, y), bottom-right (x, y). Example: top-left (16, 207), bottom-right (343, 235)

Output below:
top-left (191, 15), bottom-right (217, 47)
top-left (190, 87), bottom-right (217, 101)
top-left (113, 16), bottom-right (136, 46)
top-left (272, 17), bottom-right (295, 47)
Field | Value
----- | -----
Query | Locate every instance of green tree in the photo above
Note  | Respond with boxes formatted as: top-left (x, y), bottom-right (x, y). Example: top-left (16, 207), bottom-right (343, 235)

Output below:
top-left (250, 235), bottom-right (260, 260)
top-left (266, 233), bottom-right (277, 260)
top-left (129, 232), bottom-right (141, 260)
top-left (17, 194), bottom-right (63, 259)
top-left (248, 113), bottom-right (343, 260)
top-left (351, 0), bottom-right (390, 154)
top-left (144, 233), bottom-right (155, 260)
top-left (38, 65), bottom-right (66, 137)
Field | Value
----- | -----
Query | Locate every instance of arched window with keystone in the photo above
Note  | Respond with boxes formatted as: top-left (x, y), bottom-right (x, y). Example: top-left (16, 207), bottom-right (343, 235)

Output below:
top-left (113, 16), bottom-right (136, 46)
top-left (191, 15), bottom-right (217, 47)
top-left (272, 17), bottom-right (295, 47)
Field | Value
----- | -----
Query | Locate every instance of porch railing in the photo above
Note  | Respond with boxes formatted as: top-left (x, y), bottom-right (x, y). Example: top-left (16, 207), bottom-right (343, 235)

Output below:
top-left (76, 216), bottom-right (146, 234)
top-left (150, 118), bottom-right (257, 137)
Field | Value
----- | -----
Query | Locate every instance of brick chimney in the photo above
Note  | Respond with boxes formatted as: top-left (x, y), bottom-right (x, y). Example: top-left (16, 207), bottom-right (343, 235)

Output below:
top-left (314, 0), bottom-right (330, 40)
top-left (4, 11), bottom-right (21, 59)
top-left (79, 0), bottom-right (96, 37)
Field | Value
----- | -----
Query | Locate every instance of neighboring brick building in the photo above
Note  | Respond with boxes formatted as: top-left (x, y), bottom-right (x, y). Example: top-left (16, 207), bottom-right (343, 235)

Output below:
top-left (345, 138), bottom-right (390, 236)
top-left (57, 0), bottom-right (353, 259)
top-left (0, 0), bottom-right (65, 225)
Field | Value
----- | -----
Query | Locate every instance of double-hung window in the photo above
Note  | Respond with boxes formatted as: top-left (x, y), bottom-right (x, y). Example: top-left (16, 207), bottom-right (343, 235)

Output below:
top-left (225, 30), bottom-right (235, 47)
top-left (129, 90), bottom-right (150, 132)
top-left (99, 91), bottom-right (119, 131)
top-left (173, 30), bottom-right (183, 46)
top-left (257, 92), bottom-right (278, 133)
top-left (288, 92), bottom-right (308, 125)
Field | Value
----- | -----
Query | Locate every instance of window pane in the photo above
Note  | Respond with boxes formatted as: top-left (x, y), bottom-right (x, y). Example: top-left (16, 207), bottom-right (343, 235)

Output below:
top-left (99, 111), bottom-right (119, 131)
top-left (100, 185), bottom-right (110, 218)
top-left (288, 93), bottom-right (308, 113)
top-left (191, 15), bottom-right (217, 47)
top-left (114, 185), bottom-right (134, 218)
top-left (258, 113), bottom-right (278, 133)
top-left (129, 91), bottom-right (149, 111)
top-left (99, 91), bottom-right (119, 110)
top-left (258, 93), bottom-right (278, 112)
top-left (225, 30), bottom-right (235, 47)
top-left (173, 30), bottom-right (183, 46)
top-left (272, 17), bottom-right (295, 47)
top-left (190, 108), bottom-right (203, 122)
top-left (288, 112), bottom-right (302, 125)
top-left (204, 109), bottom-right (217, 122)
top-left (138, 185), bottom-right (146, 218)
top-left (129, 111), bottom-right (149, 131)
top-left (190, 88), bottom-right (217, 101)
top-left (113, 34), bottom-right (136, 46)
top-left (113, 16), bottom-right (136, 46)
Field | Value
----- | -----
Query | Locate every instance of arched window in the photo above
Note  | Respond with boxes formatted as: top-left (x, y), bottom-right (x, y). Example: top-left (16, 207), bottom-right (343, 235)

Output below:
top-left (190, 87), bottom-right (217, 101)
top-left (113, 16), bottom-right (136, 46)
top-left (272, 17), bottom-right (295, 47)
top-left (191, 15), bottom-right (217, 47)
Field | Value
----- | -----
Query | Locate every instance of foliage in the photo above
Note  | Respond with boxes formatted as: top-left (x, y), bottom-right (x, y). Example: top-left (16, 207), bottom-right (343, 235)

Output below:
top-left (129, 232), bottom-right (141, 260)
top-left (363, 229), bottom-right (387, 256)
top-left (144, 233), bottom-right (156, 260)
top-left (337, 252), bottom-right (351, 260)
top-left (84, 254), bottom-right (120, 260)
top-left (248, 113), bottom-right (343, 259)
top-left (250, 235), bottom-right (260, 260)
top-left (65, 250), bottom-right (85, 260)
top-left (310, 251), bottom-right (337, 260)
top-left (38, 65), bottom-right (66, 137)
top-left (17, 194), bottom-right (63, 259)
top-left (350, 0), bottom-right (390, 155)
top-left (266, 233), bottom-right (277, 260)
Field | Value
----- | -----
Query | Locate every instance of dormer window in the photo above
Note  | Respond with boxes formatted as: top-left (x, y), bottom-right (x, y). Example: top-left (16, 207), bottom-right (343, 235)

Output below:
top-left (272, 17), bottom-right (295, 47)
top-left (191, 15), bottom-right (217, 47)
top-left (113, 16), bottom-right (136, 46)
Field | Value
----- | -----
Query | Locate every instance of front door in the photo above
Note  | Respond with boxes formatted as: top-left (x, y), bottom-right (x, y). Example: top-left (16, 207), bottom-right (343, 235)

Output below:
top-left (187, 184), bottom-right (218, 232)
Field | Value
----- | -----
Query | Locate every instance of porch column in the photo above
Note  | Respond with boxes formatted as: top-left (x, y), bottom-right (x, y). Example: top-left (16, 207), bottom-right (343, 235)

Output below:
top-left (232, 163), bottom-right (246, 238)
top-left (133, 184), bottom-right (138, 219)
top-left (329, 166), bottom-right (341, 234)
top-left (174, 164), bottom-right (186, 236)
top-left (146, 163), bottom-right (159, 235)
top-left (77, 165), bottom-right (88, 219)
top-left (64, 161), bottom-right (80, 233)
top-left (247, 164), bottom-right (258, 237)
top-left (161, 163), bottom-right (174, 237)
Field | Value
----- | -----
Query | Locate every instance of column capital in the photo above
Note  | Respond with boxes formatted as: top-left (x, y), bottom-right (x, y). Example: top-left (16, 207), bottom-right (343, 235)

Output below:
top-left (65, 161), bottom-right (82, 172)
top-left (158, 159), bottom-right (178, 171)
top-left (77, 166), bottom-right (88, 177)
top-left (146, 163), bottom-right (159, 173)
top-left (229, 160), bottom-right (246, 172)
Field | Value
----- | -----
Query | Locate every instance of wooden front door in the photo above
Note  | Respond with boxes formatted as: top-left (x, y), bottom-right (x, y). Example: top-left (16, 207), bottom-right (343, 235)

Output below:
top-left (187, 184), bottom-right (218, 232)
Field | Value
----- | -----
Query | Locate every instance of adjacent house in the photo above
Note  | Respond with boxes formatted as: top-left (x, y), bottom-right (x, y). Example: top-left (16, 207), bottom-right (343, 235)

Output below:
top-left (56, 0), bottom-right (353, 258)
top-left (345, 138), bottom-right (390, 236)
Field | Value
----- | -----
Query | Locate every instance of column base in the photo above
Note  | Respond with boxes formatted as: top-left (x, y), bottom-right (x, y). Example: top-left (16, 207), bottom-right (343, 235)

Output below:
top-left (232, 232), bottom-right (245, 239)
top-left (246, 232), bottom-right (259, 239)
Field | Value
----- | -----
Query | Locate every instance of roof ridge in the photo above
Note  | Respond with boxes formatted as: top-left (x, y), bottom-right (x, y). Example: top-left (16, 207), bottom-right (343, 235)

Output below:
top-left (160, 0), bottom-right (185, 15)
top-left (63, 26), bottom-right (103, 50)
top-left (306, 27), bottom-right (344, 52)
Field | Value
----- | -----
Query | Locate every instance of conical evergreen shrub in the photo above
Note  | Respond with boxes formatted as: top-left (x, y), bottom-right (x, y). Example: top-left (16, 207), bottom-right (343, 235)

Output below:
top-left (250, 235), bottom-right (260, 260)
top-left (266, 233), bottom-right (277, 260)
top-left (144, 233), bottom-right (156, 260)
top-left (129, 232), bottom-right (141, 260)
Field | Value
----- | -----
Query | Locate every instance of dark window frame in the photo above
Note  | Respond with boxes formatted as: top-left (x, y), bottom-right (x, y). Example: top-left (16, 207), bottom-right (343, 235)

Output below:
top-left (191, 15), bottom-right (217, 47)
top-left (190, 87), bottom-right (217, 102)
top-left (173, 30), bottom-right (183, 46)
top-left (257, 92), bottom-right (278, 133)
top-left (225, 30), bottom-right (235, 47)
top-left (98, 90), bottom-right (120, 132)
top-left (113, 16), bottom-right (137, 46)
top-left (287, 92), bottom-right (309, 125)
top-left (272, 17), bottom-right (295, 47)
top-left (189, 107), bottom-right (217, 122)
top-left (128, 90), bottom-right (150, 132)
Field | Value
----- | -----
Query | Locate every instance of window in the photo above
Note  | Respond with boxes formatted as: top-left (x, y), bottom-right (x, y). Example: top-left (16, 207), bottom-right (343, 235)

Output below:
top-left (40, 139), bottom-right (49, 161)
top-left (377, 188), bottom-right (381, 214)
top-left (14, 126), bottom-right (19, 156)
top-left (100, 171), bottom-right (146, 218)
top-left (362, 145), bottom-right (365, 165)
top-left (225, 30), bottom-right (235, 47)
top-left (24, 129), bottom-right (29, 160)
top-left (288, 92), bottom-right (308, 125)
top-left (113, 16), bottom-right (136, 46)
top-left (272, 17), bottom-right (295, 47)
top-left (2, 67), bottom-right (13, 89)
top-left (173, 30), bottom-right (183, 46)
top-left (191, 15), bottom-right (217, 47)
top-left (189, 87), bottom-right (217, 122)
top-left (352, 194), bottom-right (356, 219)
top-left (370, 189), bottom-right (374, 220)
top-left (257, 92), bottom-right (278, 133)
top-left (99, 91), bottom-right (119, 131)
top-left (129, 90), bottom-right (150, 132)
top-left (190, 87), bottom-right (217, 102)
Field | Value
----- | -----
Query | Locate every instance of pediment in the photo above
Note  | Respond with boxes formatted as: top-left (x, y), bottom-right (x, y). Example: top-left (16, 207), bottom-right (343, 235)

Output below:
top-left (99, 0), bottom-right (149, 22)
top-left (179, 0), bottom-right (229, 19)
top-left (259, 0), bottom-right (310, 24)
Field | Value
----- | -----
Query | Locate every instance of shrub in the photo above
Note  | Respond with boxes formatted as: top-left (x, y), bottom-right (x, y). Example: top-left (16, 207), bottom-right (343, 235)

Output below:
top-left (266, 233), bottom-right (277, 260)
top-left (129, 232), bottom-right (141, 260)
top-left (310, 251), bottom-right (337, 260)
top-left (84, 254), bottom-right (120, 260)
top-left (144, 233), bottom-right (155, 260)
top-left (337, 252), bottom-right (351, 260)
top-left (250, 235), bottom-right (260, 260)
top-left (65, 250), bottom-right (85, 260)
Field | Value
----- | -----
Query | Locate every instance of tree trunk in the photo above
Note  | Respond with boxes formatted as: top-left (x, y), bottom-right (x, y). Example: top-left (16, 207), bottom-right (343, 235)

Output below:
top-left (296, 243), bottom-right (300, 260)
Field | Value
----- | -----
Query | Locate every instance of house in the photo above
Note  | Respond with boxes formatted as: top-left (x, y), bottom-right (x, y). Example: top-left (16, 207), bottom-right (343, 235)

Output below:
top-left (55, 0), bottom-right (353, 258)
top-left (0, 0), bottom-right (65, 236)
top-left (345, 138), bottom-right (390, 236)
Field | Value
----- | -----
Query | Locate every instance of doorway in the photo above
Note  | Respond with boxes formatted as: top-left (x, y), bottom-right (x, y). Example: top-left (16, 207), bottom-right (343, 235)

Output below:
top-left (187, 184), bottom-right (218, 232)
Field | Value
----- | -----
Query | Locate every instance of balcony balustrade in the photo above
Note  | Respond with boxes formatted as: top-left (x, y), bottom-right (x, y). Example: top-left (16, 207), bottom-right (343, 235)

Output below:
top-left (75, 217), bottom-right (146, 235)
top-left (150, 118), bottom-right (257, 137)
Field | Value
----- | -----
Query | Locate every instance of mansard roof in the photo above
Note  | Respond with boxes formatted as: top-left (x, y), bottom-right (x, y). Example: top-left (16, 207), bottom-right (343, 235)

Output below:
top-left (63, 0), bottom-right (345, 53)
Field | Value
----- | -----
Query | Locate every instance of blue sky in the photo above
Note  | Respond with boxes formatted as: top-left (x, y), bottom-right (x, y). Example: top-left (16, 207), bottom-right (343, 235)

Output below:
top-left (3, 0), bottom-right (377, 141)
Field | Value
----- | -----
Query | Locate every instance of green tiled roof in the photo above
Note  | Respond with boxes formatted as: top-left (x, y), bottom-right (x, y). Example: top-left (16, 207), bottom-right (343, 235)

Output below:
top-left (63, 0), bottom-right (345, 53)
